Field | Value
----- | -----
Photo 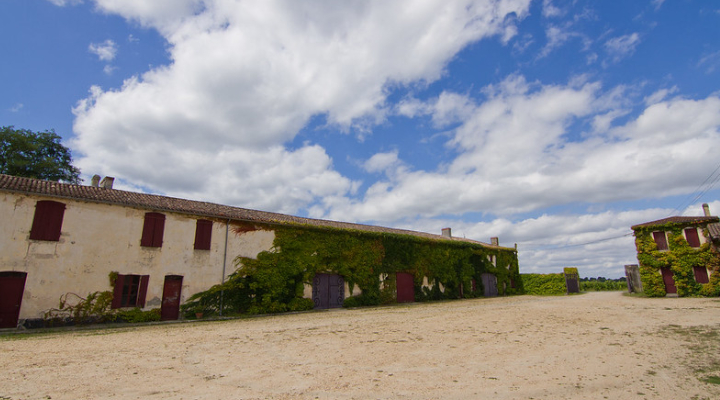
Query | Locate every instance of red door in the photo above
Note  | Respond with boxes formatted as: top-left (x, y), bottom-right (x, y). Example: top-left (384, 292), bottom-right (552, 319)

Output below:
top-left (0, 272), bottom-right (27, 328)
top-left (161, 275), bottom-right (183, 321)
top-left (661, 268), bottom-right (677, 294)
top-left (396, 272), bottom-right (415, 303)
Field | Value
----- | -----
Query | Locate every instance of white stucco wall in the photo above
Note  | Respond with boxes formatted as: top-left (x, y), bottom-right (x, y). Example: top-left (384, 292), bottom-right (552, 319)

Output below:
top-left (0, 192), bottom-right (275, 320)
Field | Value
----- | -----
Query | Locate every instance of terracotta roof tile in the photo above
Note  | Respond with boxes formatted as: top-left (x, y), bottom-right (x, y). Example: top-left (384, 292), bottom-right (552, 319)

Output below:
top-left (708, 223), bottom-right (720, 241)
top-left (0, 174), bottom-right (510, 249)
top-left (631, 216), bottom-right (719, 230)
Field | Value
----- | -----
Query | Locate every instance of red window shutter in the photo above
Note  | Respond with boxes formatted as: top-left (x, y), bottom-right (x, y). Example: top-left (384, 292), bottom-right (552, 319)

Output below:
top-left (141, 212), bottom-right (165, 247)
top-left (685, 228), bottom-right (701, 248)
top-left (137, 275), bottom-right (150, 308)
top-left (194, 219), bottom-right (213, 250)
top-left (652, 231), bottom-right (668, 251)
top-left (111, 274), bottom-right (125, 309)
top-left (693, 266), bottom-right (709, 284)
top-left (29, 200), bottom-right (65, 241)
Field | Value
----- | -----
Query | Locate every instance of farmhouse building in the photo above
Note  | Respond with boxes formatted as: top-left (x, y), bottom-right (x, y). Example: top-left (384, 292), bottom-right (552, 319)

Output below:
top-left (0, 174), bottom-right (519, 328)
top-left (631, 204), bottom-right (720, 297)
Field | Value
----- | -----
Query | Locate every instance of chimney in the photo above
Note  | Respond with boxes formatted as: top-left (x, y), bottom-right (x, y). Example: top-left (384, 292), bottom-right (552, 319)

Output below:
top-left (90, 175), bottom-right (101, 187)
top-left (703, 203), bottom-right (711, 217)
top-left (441, 228), bottom-right (452, 238)
top-left (100, 176), bottom-right (115, 189)
top-left (491, 237), bottom-right (499, 246)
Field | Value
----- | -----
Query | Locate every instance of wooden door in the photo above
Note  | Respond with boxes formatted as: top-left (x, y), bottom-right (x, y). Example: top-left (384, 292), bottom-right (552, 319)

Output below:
top-left (396, 272), bottom-right (415, 303)
top-left (313, 274), bottom-right (344, 309)
top-left (161, 275), bottom-right (183, 321)
top-left (0, 272), bottom-right (27, 328)
top-left (661, 267), bottom-right (677, 294)
top-left (481, 273), bottom-right (498, 297)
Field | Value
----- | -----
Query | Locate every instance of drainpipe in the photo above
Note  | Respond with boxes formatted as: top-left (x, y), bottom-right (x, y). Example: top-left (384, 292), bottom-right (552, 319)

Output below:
top-left (219, 219), bottom-right (230, 316)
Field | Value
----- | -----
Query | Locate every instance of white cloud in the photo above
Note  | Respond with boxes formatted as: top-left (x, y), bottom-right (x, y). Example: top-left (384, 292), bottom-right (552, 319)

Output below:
top-left (320, 75), bottom-right (720, 224)
top-left (604, 33), bottom-right (641, 63)
top-left (644, 86), bottom-right (678, 106)
top-left (651, 0), bottom-right (665, 11)
top-left (364, 151), bottom-right (400, 174)
top-left (72, 0), bottom-right (532, 213)
top-left (47, 0), bottom-right (83, 6)
top-left (9, 103), bottom-right (24, 113)
top-left (88, 39), bottom-right (117, 61)
top-left (541, 0), bottom-right (564, 18)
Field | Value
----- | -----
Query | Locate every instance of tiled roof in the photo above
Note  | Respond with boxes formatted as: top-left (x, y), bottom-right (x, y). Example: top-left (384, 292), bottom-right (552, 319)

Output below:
top-left (0, 174), bottom-right (509, 249)
top-left (708, 223), bottom-right (720, 241)
top-left (631, 216), bottom-right (720, 230)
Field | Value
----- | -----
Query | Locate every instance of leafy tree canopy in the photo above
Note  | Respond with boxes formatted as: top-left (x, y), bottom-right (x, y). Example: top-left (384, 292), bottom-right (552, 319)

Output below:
top-left (0, 126), bottom-right (81, 183)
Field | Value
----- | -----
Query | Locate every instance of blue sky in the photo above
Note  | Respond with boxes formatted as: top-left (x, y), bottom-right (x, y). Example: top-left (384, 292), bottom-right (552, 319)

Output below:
top-left (2, 0), bottom-right (720, 278)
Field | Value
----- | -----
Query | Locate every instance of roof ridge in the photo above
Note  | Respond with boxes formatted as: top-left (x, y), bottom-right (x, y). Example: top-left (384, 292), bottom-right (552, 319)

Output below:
top-left (0, 174), bottom-right (511, 249)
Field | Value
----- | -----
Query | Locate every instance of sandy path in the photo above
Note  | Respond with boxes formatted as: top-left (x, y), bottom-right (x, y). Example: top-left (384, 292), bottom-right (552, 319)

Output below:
top-left (2, 292), bottom-right (720, 400)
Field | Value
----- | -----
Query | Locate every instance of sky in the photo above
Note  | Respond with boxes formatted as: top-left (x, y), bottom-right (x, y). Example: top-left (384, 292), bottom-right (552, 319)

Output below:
top-left (2, 0), bottom-right (720, 278)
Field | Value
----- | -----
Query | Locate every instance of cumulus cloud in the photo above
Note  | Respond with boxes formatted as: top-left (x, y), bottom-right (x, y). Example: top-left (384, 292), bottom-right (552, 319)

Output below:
top-left (88, 39), bottom-right (117, 61)
top-left (72, 0), bottom-right (532, 213)
top-left (604, 33), bottom-right (641, 63)
top-left (320, 75), bottom-right (720, 224)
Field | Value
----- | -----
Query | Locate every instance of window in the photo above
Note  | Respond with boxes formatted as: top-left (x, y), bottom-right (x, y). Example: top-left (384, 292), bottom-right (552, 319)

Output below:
top-left (111, 274), bottom-right (149, 308)
top-left (652, 231), bottom-right (668, 251)
top-left (194, 219), bottom-right (213, 250)
top-left (684, 228), bottom-right (701, 248)
top-left (29, 200), bottom-right (66, 241)
top-left (693, 266), bottom-right (710, 284)
top-left (141, 212), bottom-right (165, 247)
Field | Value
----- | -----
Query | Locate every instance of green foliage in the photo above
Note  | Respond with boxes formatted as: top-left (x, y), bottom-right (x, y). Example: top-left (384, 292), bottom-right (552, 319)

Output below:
top-left (520, 273), bottom-right (567, 295)
top-left (44, 291), bottom-right (114, 324)
top-left (186, 223), bottom-right (522, 315)
top-left (580, 280), bottom-right (626, 291)
top-left (114, 308), bottom-right (161, 323)
top-left (633, 224), bottom-right (720, 297)
top-left (0, 126), bottom-right (80, 183)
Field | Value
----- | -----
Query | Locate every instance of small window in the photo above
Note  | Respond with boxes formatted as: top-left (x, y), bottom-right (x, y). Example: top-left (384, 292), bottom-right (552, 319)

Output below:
top-left (194, 219), bottom-right (213, 250)
top-left (652, 231), bottom-right (668, 251)
top-left (693, 266), bottom-right (709, 284)
top-left (29, 200), bottom-right (66, 241)
top-left (684, 228), bottom-right (701, 248)
top-left (141, 212), bottom-right (165, 247)
top-left (111, 274), bottom-right (150, 308)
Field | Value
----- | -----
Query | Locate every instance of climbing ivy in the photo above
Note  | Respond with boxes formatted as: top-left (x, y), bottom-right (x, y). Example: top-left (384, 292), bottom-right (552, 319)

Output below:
top-left (634, 224), bottom-right (720, 297)
top-left (183, 223), bottom-right (522, 315)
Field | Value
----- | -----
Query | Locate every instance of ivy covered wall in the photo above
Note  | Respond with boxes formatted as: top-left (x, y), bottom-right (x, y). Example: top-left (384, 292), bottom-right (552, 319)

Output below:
top-left (633, 224), bottom-right (720, 297)
top-left (182, 222), bottom-right (521, 316)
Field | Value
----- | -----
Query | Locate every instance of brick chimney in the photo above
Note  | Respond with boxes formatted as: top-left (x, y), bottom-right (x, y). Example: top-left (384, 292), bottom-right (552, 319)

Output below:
top-left (491, 237), bottom-right (499, 246)
top-left (441, 228), bottom-right (452, 238)
top-left (703, 203), bottom-right (711, 217)
top-left (100, 176), bottom-right (114, 189)
top-left (90, 174), bottom-right (101, 187)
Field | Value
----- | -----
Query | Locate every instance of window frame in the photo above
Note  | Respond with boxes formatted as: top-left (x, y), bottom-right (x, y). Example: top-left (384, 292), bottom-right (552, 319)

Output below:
top-left (111, 274), bottom-right (150, 308)
top-left (29, 200), bottom-right (66, 241)
top-left (193, 219), bottom-right (213, 250)
top-left (141, 212), bottom-right (166, 247)
top-left (684, 228), bottom-right (701, 248)
top-left (652, 231), bottom-right (669, 251)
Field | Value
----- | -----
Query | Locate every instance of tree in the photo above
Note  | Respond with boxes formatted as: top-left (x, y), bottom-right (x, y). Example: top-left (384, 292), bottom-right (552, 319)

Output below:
top-left (0, 126), bottom-right (81, 183)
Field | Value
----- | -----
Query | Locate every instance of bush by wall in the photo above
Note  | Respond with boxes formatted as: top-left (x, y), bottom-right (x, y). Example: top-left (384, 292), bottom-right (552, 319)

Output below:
top-left (520, 273), bottom-right (567, 295)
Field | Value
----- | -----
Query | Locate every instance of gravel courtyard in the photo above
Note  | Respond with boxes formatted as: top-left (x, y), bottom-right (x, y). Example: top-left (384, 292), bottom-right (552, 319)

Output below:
top-left (2, 291), bottom-right (720, 400)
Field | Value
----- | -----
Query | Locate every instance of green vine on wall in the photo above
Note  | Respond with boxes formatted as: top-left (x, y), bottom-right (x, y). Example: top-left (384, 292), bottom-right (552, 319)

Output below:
top-left (634, 224), bottom-right (720, 297)
top-left (182, 223), bottom-right (522, 316)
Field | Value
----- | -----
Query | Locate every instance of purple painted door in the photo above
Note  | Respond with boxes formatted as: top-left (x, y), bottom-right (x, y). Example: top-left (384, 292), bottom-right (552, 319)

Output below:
top-left (661, 267), bottom-right (677, 294)
top-left (396, 272), bottom-right (415, 303)
top-left (161, 275), bottom-right (183, 321)
top-left (313, 274), bottom-right (344, 309)
top-left (481, 273), bottom-right (498, 297)
top-left (0, 272), bottom-right (27, 328)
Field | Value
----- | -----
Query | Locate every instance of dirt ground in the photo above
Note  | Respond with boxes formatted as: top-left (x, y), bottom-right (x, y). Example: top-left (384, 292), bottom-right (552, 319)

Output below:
top-left (2, 291), bottom-right (720, 400)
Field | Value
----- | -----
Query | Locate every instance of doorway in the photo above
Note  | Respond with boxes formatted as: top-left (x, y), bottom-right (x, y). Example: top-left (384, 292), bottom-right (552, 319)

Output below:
top-left (0, 271), bottom-right (27, 328)
top-left (161, 275), bottom-right (183, 321)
